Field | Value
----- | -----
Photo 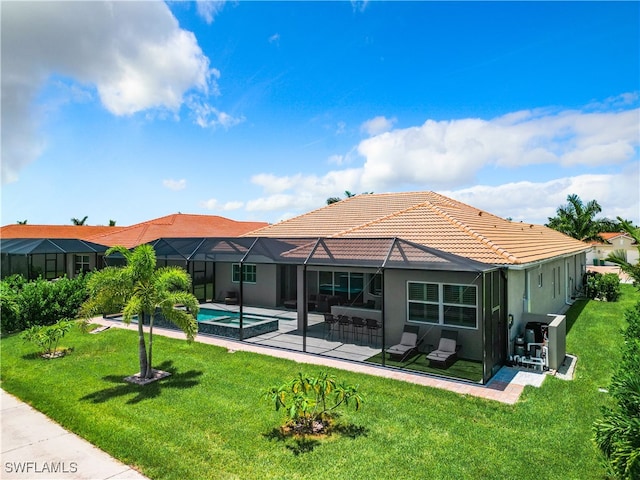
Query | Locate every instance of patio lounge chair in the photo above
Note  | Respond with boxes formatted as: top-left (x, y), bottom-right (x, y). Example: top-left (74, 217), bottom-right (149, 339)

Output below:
top-left (224, 290), bottom-right (238, 305)
top-left (387, 325), bottom-right (421, 362)
top-left (426, 330), bottom-right (460, 368)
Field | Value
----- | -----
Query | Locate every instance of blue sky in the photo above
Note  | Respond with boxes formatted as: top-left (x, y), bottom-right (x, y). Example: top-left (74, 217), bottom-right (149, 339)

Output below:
top-left (2, 1), bottom-right (639, 228)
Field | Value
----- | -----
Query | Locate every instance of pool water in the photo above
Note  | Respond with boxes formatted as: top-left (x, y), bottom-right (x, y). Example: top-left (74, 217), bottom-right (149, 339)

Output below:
top-left (197, 308), bottom-right (261, 325)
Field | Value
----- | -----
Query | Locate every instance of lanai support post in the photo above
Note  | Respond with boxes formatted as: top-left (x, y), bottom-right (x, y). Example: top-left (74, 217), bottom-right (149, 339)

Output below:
top-left (302, 264), bottom-right (307, 352)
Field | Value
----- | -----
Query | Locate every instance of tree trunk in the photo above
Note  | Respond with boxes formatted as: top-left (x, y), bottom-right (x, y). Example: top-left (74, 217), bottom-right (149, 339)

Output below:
top-left (145, 313), bottom-right (154, 379)
top-left (138, 313), bottom-right (148, 377)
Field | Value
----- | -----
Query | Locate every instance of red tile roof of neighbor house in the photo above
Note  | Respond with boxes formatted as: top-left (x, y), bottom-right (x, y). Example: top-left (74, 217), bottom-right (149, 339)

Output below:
top-left (86, 213), bottom-right (269, 248)
top-left (589, 232), bottom-right (636, 245)
top-left (247, 191), bottom-right (590, 265)
top-left (0, 224), bottom-right (122, 241)
top-left (1, 214), bottom-right (269, 249)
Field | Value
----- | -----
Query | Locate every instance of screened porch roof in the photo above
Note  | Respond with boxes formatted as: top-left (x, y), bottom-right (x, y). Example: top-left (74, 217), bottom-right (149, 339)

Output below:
top-left (148, 237), bottom-right (496, 273)
top-left (0, 238), bottom-right (109, 255)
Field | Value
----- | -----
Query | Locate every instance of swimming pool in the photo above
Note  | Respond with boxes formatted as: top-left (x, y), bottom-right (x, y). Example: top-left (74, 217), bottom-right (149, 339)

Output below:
top-left (196, 308), bottom-right (279, 339)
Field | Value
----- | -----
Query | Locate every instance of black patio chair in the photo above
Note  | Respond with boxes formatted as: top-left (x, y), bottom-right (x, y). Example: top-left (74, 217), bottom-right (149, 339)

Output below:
top-left (323, 313), bottom-right (338, 340)
top-left (351, 316), bottom-right (366, 343)
top-left (337, 315), bottom-right (351, 342)
top-left (365, 318), bottom-right (381, 346)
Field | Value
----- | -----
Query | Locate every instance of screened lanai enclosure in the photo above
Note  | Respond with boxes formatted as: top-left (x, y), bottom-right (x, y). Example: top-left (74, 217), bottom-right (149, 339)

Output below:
top-left (113, 236), bottom-right (507, 384)
top-left (0, 238), bottom-right (108, 280)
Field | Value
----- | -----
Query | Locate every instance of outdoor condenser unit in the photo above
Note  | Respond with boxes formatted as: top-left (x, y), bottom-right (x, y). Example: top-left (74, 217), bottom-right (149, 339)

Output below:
top-left (545, 314), bottom-right (566, 371)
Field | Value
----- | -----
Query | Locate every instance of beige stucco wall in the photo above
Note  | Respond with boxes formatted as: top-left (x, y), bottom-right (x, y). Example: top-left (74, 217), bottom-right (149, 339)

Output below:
top-left (383, 268), bottom-right (485, 361)
top-left (507, 252), bottom-right (586, 345)
top-left (214, 263), bottom-right (279, 307)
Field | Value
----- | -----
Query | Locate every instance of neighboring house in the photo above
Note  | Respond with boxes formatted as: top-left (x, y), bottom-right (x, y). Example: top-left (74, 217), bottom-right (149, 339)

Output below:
top-left (587, 232), bottom-right (639, 266)
top-left (87, 213), bottom-right (268, 249)
top-left (0, 214), bottom-right (268, 282)
top-left (0, 225), bottom-right (119, 279)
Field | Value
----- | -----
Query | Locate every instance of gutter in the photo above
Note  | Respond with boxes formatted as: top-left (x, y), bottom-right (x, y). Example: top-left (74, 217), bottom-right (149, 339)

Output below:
top-left (505, 249), bottom-right (590, 271)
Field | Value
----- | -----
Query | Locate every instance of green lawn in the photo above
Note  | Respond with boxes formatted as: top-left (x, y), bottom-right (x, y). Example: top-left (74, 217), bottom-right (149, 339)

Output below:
top-left (2, 285), bottom-right (638, 480)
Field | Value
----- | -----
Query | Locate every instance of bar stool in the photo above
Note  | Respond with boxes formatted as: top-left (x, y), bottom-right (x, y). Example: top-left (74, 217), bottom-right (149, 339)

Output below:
top-left (351, 316), bottom-right (366, 343)
top-left (338, 315), bottom-right (351, 342)
top-left (323, 313), bottom-right (337, 340)
top-left (366, 318), bottom-right (381, 346)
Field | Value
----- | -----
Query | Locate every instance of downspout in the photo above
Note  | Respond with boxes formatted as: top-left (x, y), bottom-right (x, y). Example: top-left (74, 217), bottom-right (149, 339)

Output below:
top-left (565, 259), bottom-right (574, 306)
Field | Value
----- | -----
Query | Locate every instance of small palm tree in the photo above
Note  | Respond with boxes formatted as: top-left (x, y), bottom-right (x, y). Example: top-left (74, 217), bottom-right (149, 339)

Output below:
top-left (71, 216), bottom-right (89, 225)
top-left (606, 218), bottom-right (640, 287)
top-left (109, 219), bottom-right (117, 226)
top-left (81, 244), bottom-right (199, 380)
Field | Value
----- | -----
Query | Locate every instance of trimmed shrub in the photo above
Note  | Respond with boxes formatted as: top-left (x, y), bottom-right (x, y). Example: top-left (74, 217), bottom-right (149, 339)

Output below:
top-left (1, 274), bottom-right (89, 333)
top-left (585, 272), bottom-right (621, 302)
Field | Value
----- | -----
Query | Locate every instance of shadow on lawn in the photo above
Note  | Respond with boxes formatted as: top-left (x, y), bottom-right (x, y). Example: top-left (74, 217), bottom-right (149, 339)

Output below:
top-left (80, 360), bottom-right (203, 405)
top-left (263, 423), bottom-right (369, 456)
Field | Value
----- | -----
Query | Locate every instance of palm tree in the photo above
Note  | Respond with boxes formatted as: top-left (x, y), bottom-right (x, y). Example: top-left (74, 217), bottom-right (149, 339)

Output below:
top-left (108, 219), bottom-right (117, 226)
top-left (16, 220), bottom-right (27, 224)
top-left (606, 218), bottom-right (640, 287)
top-left (546, 194), bottom-right (606, 242)
top-left (326, 190), bottom-right (372, 205)
top-left (81, 244), bottom-right (199, 380)
top-left (71, 216), bottom-right (88, 225)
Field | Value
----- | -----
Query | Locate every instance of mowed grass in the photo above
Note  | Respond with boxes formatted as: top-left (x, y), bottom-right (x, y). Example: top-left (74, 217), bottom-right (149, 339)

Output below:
top-left (1, 285), bottom-right (637, 480)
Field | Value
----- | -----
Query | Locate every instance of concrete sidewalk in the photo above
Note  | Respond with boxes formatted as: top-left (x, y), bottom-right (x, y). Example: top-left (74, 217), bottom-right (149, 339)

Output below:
top-left (1, 389), bottom-right (148, 480)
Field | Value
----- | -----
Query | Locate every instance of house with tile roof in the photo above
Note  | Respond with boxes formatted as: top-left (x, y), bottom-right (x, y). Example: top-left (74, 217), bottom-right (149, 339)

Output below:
top-left (0, 214), bottom-right (268, 280)
top-left (1, 194), bottom-right (589, 382)
top-left (243, 191), bottom-right (589, 379)
top-left (587, 232), bottom-right (638, 266)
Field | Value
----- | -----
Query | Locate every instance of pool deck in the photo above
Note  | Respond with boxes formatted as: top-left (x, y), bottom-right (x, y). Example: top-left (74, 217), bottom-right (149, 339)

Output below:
top-left (91, 302), bottom-right (572, 405)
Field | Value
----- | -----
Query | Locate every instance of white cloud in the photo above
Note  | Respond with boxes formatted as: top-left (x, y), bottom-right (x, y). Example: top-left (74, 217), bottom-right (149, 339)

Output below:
top-left (188, 98), bottom-right (245, 129)
top-left (442, 167), bottom-right (640, 225)
top-left (229, 97), bottom-right (639, 225)
top-left (351, 1), bottom-right (369, 13)
top-left (196, 1), bottom-right (227, 24)
top-left (360, 116), bottom-right (397, 136)
top-left (163, 179), bottom-right (187, 191)
top-left (200, 198), bottom-right (244, 211)
top-left (328, 154), bottom-right (345, 165)
top-left (1, 1), bottom-right (217, 183)
top-left (269, 33), bottom-right (280, 44)
top-left (357, 104), bottom-right (639, 191)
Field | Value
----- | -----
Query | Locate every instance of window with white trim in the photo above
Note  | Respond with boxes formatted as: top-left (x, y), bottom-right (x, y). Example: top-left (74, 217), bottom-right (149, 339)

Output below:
top-left (407, 282), bottom-right (477, 329)
top-left (232, 263), bottom-right (257, 283)
top-left (75, 254), bottom-right (90, 274)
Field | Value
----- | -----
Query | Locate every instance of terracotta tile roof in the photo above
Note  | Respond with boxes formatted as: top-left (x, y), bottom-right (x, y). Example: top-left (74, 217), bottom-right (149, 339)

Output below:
top-left (87, 213), bottom-right (269, 248)
top-left (0, 224), bottom-right (120, 242)
top-left (247, 191), bottom-right (590, 265)
top-left (590, 232), bottom-right (636, 245)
